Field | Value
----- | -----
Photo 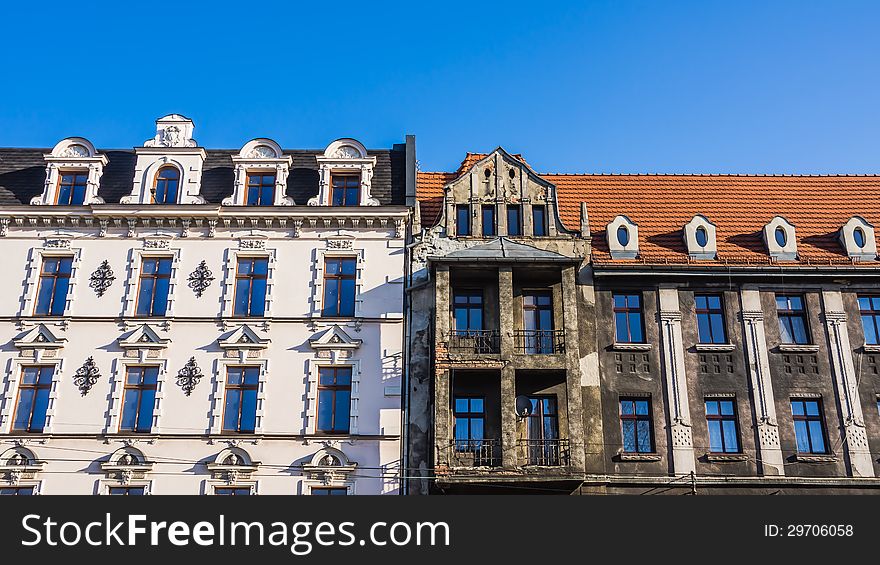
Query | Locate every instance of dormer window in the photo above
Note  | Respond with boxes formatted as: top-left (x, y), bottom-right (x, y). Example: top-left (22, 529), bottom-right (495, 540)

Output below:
top-left (695, 226), bottom-right (708, 247)
top-left (854, 227), bottom-right (866, 248)
top-left (763, 216), bottom-right (797, 261)
top-left (224, 139), bottom-right (292, 206)
top-left (775, 226), bottom-right (787, 247)
top-left (456, 205), bottom-right (471, 236)
top-left (152, 166), bottom-right (179, 204)
top-left (310, 139), bottom-right (378, 206)
top-left (607, 215), bottom-right (639, 259)
top-left (331, 174), bottom-right (360, 206)
top-left (532, 205), bottom-right (547, 237)
top-left (839, 216), bottom-right (877, 261)
top-left (482, 205), bottom-right (496, 237)
top-left (246, 172), bottom-right (276, 206)
top-left (683, 215), bottom-right (717, 260)
top-left (57, 172), bottom-right (89, 205)
top-left (35, 137), bottom-right (107, 206)
top-left (617, 225), bottom-right (630, 246)
top-left (507, 205), bottom-right (522, 236)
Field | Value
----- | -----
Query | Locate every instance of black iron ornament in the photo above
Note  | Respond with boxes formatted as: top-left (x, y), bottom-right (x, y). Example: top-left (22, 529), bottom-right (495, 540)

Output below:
top-left (74, 356), bottom-right (101, 396)
top-left (89, 260), bottom-right (116, 297)
top-left (176, 357), bottom-right (203, 396)
top-left (187, 260), bottom-right (215, 298)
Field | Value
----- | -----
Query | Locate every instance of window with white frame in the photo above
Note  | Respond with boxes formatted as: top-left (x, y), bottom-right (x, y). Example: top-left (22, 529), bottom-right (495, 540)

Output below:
top-left (34, 137), bottom-right (107, 206)
top-left (310, 139), bottom-right (378, 206)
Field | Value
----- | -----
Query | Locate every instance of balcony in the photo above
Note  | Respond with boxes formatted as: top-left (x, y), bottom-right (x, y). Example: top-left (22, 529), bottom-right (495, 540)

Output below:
top-left (449, 439), bottom-right (501, 467)
top-left (518, 439), bottom-right (570, 466)
top-left (448, 330), bottom-right (501, 354)
top-left (514, 330), bottom-right (565, 354)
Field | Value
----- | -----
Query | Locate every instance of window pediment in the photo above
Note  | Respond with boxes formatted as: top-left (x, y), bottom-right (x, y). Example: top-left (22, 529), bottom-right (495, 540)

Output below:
top-left (218, 325), bottom-right (270, 350)
top-left (118, 324), bottom-right (169, 350)
top-left (14, 324), bottom-right (66, 350)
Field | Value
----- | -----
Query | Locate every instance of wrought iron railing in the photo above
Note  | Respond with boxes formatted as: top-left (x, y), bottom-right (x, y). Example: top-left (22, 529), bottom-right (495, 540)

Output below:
top-left (514, 330), bottom-right (565, 354)
top-left (447, 330), bottom-right (501, 354)
top-left (518, 438), bottom-right (570, 466)
top-left (450, 439), bottom-right (501, 467)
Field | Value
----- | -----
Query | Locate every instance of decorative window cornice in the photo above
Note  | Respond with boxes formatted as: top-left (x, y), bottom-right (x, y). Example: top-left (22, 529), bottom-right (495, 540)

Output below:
top-left (310, 138), bottom-right (379, 206)
top-left (223, 139), bottom-right (294, 206)
top-left (34, 137), bottom-right (108, 206)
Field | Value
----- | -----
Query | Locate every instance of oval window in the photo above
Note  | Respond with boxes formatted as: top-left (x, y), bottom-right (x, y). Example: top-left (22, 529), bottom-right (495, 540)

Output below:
top-left (854, 227), bottom-right (866, 248)
top-left (695, 226), bottom-right (708, 247)
top-left (617, 225), bottom-right (630, 246)
top-left (775, 226), bottom-right (787, 247)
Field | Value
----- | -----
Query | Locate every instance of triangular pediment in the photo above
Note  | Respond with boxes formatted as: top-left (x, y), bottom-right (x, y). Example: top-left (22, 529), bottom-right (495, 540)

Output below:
top-left (309, 325), bottom-right (362, 349)
top-left (118, 325), bottom-right (169, 349)
top-left (218, 325), bottom-right (270, 349)
top-left (14, 324), bottom-right (66, 349)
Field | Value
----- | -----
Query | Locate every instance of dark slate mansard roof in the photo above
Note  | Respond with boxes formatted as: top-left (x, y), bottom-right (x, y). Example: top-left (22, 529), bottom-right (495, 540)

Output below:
top-left (0, 146), bottom-right (408, 206)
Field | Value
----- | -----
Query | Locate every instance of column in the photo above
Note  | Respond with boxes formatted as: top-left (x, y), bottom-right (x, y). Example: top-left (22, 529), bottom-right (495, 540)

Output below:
top-left (562, 265), bottom-right (586, 472)
top-left (498, 266), bottom-right (517, 467)
top-left (740, 288), bottom-right (785, 475)
top-left (821, 290), bottom-right (874, 477)
top-left (434, 266), bottom-right (451, 467)
top-left (657, 287), bottom-right (696, 475)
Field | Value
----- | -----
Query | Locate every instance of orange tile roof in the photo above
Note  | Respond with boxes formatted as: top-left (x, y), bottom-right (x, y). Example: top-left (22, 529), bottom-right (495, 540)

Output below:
top-left (419, 157), bottom-right (880, 266)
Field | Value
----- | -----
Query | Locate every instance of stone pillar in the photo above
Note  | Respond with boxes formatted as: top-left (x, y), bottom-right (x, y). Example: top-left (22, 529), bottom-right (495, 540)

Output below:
top-left (434, 266), bottom-right (451, 467)
top-left (657, 287), bottom-right (696, 475)
top-left (561, 265), bottom-right (586, 472)
top-left (821, 290), bottom-right (874, 477)
top-left (740, 288), bottom-right (785, 476)
top-left (499, 266), bottom-right (517, 467)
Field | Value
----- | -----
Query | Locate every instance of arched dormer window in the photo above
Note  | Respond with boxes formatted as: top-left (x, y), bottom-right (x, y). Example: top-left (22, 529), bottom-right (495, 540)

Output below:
top-left (839, 216), bottom-right (877, 261)
top-left (152, 166), bottom-right (180, 204)
top-left (606, 215), bottom-right (639, 259)
top-left (310, 139), bottom-right (378, 206)
top-left (35, 137), bottom-right (108, 206)
top-left (683, 214), bottom-right (717, 260)
top-left (763, 216), bottom-right (797, 261)
top-left (224, 138), bottom-right (293, 206)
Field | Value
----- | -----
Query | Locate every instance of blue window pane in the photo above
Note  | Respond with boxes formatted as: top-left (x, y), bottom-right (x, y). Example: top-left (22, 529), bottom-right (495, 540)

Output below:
top-left (335, 391), bottom-right (350, 431)
top-left (323, 280), bottom-right (339, 316)
top-left (794, 420), bottom-right (810, 452)
top-left (227, 368), bottom-right (243, 386)
top-left (58, 185), bottom-right (72, 204)
top-left (137, 278), bottom-right (155, 316)
top-left (340, 259), bottom-right (355, 275)
top-left (152, 278), bottom-right (169, 316)
top-left (697, 313), bottom-right (712, 343)
top-left (50, 276), bottom-right (69, 316)
top-left (223, 389), bottom-right (241, 430)
top-left (858, 297), bottom-right (872, 310)
top-left (622, 420), bottom-right (636, 452)
top-left (720, 400), bottom-right (734, 415)
top-left (863, 315), bottom-right (879, 345)
top-left (722, 420), bottom-right (739, 452)
top-left (636, 421), bottom-right (651, 452)
top-left (620, 400), bottom-right (633, 416)
top-left (628, 313), bottom-right (643, 342)
top-left (708, 420), bottom-right (722, 452)
top-left (457, 207), bottom-right (470, 235)
top-left (250, 278), bottom-right (267, 316)
top-left (71, 184), bottom-right (86, 205)
top-left (13, 389), bottom-right (35, 430)
top-left (317, 391), bottom-right (333, 431)
top-left (120, 391), bottom-right (139, 430)
top-left (21, 367), bottom-right (40, 385)
top-left (790, 317), bottom-right (808, 344)
top-left (338, 279), bottom-right (355, 316)
top-left (253, 259), bottom-right (269, 275)
top-left (532, 206), bottom-right (547, 236)
top-left (694, 295), bottom-right (707, 309)
top-left (791, 400), bottom-right (804, 416)
top-left (807, 421), bottom-right (825, 453)
top-left (695, 226), bottom-right (708, 247)
top-left (143, 367), bottom-right (159, 385)
top-left (137, 389), bottom-right (155, 432)
top-left (705, 400), bottom-right (719, 416)
top-left (482, 207), bottom-right (496, 236)
top-left (29, 388), bottom-right (50, 431)
top-left (617, 226), bottom-right (629, 246)
top-left (805, 401), bottom-right (820, 416)
top-left (239, 389), bottom-right (257, 432)
top-left (157, 259), bottom-right (172, 275)
top-left (634, 400), bottom-right (649, 415)
top-left (707, 295), bottom-right (722, 309)
top-left (34, 279), bottom-right (55, 315)
top-left (710, 313), bottom-right (726, 343)
top-left (454, 307), bottom-right (469, 330)
top-left (615, 312), bottom-right (628, 342)
top-left (470, 418), bottom-right (484, 441)
top-left (454, 418), bottom-right (469, 441)
top-left (234, 279), bottom-right (251, 316)
top-left (243, 367), bottom-right (260, 385)
top-left (470, 398), bottom-right (484, 412)
top-left (872, 297), bottom-right (880, 310)
top-left (38, 367), bottom-right (54, 385)
top-left (455, 398), bottom-right (469, 413)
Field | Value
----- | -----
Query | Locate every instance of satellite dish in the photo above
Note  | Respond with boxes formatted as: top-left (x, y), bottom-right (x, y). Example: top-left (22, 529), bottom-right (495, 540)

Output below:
top-left (515, 395), bottom-right (533, 418)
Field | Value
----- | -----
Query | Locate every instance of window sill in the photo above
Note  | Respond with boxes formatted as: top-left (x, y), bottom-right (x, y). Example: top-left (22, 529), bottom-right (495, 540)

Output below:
top-left (705, 453), bottom-right (748, 462)
top-left (612, 343), bottom-right (652, 351)
top-left (794, 453), bottom-right (837, 463)
top-left (862, 344), bottom-right (880, 353)
top-left (617, 452), bottom-right (662, 462)
top-left (694, 343), bottom-right (736, 352)
top-left (777, 343), bottom-right (819, 353)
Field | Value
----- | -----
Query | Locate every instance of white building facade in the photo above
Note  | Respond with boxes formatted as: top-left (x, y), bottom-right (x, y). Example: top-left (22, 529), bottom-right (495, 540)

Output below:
top-left (0, 115), bottom-right (414, 495)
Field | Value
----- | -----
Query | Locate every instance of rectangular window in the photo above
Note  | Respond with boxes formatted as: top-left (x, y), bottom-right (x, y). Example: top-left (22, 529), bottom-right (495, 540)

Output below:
top-left (331, 174), bottom-right (360, 206)
top-left (136, 258), bottom-right (172, 317)
top-left (613, 293), bottom-right (645, 343)
top-left (109, 487), bottom-right (146, 495)
top-left (858, 296), bottom-right (880, 345)
top-left (453, 290), bottom-right (483, 332)
top-left (312, 487), bottom-right (348, 495)
top-left (523, 290), bottom-right (554, 353)
top-left (453, 397), bottom-right (485, 451)
top-left (12, 366), bottom-right (54, 432)
top-left (532, 205), bottom-right (547, 236)
top-left (322, 257), bottom-right (356, 317)
top-left (56, 172), bottom-right (88, 205)
top-left (456, 205), bottom-right (471, 236)
top-left (317, 366), bottom-right (352, 434)
top-left (0, 487), bottom-right (35, 495)
top-left (507, 205), bottom-right (522, 236)
top-left (34, 257), bottom-right (72, 316)
top-left (246, 173), bottom-right (275, 206)
top-left (705, 398), bottom-right (740, 453)
top-left (791, 398), bottom-right (828, 454)
top-left (215, 487), bottom-right (251, 496)
top-left (233, 258), bottom-right (268, 317)
top-left (776, 295), bottom-right (810, 344)
top-left (525, 396), bottom-right (560, 465)
top-left (119, 366), bottom-right (158, 433)
top-left (620, 397), bottom-right (653, 453)
top-left (223, 367), bottom-right (259, 433)
top-left (481, 205), bottom-right (496, 237)
top-left (695, 294), bottom-right (727, 344)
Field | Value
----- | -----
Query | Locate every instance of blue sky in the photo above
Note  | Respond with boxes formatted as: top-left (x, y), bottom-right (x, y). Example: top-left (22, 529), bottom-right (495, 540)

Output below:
top-left (0, 1), bottom-right (877, 173)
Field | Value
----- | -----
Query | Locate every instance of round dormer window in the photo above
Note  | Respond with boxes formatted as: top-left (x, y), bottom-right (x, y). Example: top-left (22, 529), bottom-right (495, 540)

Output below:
top-left (695, 226), bottom-right (708, 247)
top-left (617, 226), bottom-right (630, 246)
top-left (775, 226), bottom-right (787, 247)
top-left (854, 227), bottom-right (867, 248)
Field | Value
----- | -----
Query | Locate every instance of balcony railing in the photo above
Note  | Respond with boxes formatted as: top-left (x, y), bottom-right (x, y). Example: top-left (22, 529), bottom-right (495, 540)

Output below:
top-left (447, 330), bottom-right (501, 354)
top-left (518, 438), bottom-right (570, 466)
top-left (514, 330), bottom-right (565, 354)
top-left (449, 439), bottom-right (501, 467)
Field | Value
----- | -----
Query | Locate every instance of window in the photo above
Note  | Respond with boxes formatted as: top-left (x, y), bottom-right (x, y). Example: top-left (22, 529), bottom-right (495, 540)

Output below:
top-left (119, 367), bottom-right (158, 433)
top-left (453, 290), bottom-right (483, 332)
top-left (507, 205), bottom-right (522, 236)
top-left (613, 293), bottom-right (644, 343)
top-left (0, 487), bottom-right (35, 495)
top-left (453, 397), bottom-right (484, 451)
top-left (525, 396), bottom-right (560, 465)
top-left (322, 258), bottom-right (356, 317)
top-left (56, 172), bottom-right (88, 205)
top-left (791, 398), bottom-right (828, 454)
top-left (705, 398), bottom-right (740, 453)
top-left (695, 294), bottom-right (727, 344)
top-left (695, 226), bottom-right (709, 247)
top-left (456, 205), bottom-right (471, 236)
top-left (223, 367), bottom-right (259, 433)
top-left (109, 487), bottom-right (145, 495)
top-left (34, 257), bottom-right (72, 316)
top-left (246, 173), bottom-right (275, 206)
top-left (136, 258), bottom-right (172, 317)
top-left (481, 205), bottom-right (496, 237)
top-left (331, 174), bottom-right (360, 206)
top-left (854, 227), bottom-right (867, 249)
top-left (215, 487), bottom-right (251, 496)
top-left (312, 487), bottom-right (348, 495)
top-left (532, 205), bottom-right (547, 236)
top-left (617, 226), bottom-right (630, 246)
top-left (858, 296), bottom-right (880, 345)
top-left (775, 226), bottom-right (787, 247)
top-left (317, 367), bottom-right (351, 434)
top-left (776, 295), bottom-right (809, 344)
top-left (234, 258), bottom-right (268, 317)
top-left (152, 167), bottom-right (179, 204)
top-left (620, 397), bottom-right (653, 453)
top-left (12, 366), bottom-right (53, 432)
top-left (522, 291), bottom-right (554, 353)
